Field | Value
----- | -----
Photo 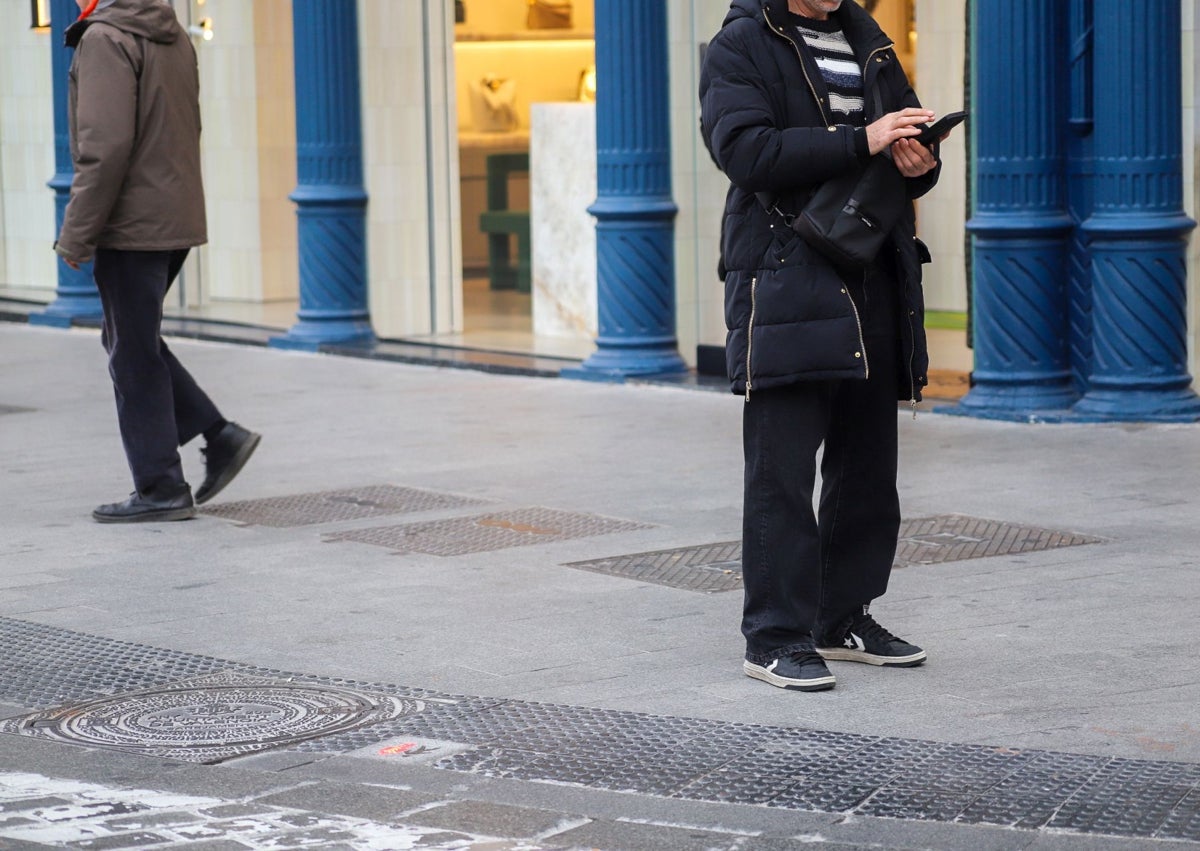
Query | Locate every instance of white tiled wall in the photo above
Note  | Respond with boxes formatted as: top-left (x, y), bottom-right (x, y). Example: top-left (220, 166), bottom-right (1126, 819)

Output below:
top-left (359, 0), bottom-right (461, 338)
top-left (672, 1), bottom-right (732, 364)
top-left (0, 25), bottom-right (56, 296)
top-left (913, 0), bottom-right (968, 314)
top-left (195, 0), bottom-right (259, 302)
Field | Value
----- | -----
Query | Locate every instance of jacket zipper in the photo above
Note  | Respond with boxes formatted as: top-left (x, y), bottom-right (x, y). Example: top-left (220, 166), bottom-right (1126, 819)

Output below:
top-left (745, 275), bottom-right (758, 402)
top-left (903, 257), bottom-right (918, 419)
top-left (847, 275), bottom-right (869, 381)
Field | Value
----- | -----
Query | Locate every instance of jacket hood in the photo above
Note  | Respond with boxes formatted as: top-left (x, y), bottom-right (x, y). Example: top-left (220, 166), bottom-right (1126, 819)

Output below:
top-left (66, 0), bottom-right (181, 48)
top-left (722, 0), bottom-right (889, 51)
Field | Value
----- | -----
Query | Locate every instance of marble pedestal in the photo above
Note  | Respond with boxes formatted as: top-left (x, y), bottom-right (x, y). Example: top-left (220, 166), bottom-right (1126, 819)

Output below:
top-left (530, 102), bottom-right (596, 339)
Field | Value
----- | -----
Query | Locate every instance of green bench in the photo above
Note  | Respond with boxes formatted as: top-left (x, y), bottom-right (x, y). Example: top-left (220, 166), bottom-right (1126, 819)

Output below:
top-left (478, 152), bottom-right (531, 294)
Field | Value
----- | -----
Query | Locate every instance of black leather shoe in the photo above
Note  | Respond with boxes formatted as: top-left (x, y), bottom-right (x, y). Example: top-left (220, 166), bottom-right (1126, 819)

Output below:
top-left (194, 422), bottom-right (261, 505)
top-left (93, 487), bottom-right (196, 523)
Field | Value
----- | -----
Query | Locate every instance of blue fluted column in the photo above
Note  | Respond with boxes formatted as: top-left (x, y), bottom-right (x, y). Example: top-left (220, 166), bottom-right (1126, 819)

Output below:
top-left (271, 0), bottom-right (374, 351)
top-left (563, 0), bottom-right (686, 380)
top-left (30, 0), bottom-right (102, 328)
top-left (1072, 0), bottom-right (1200, 420)
top-left (1065, 0), bottom-right (1095, 393)
top-left (953, 0), bottom-right (1077, 418)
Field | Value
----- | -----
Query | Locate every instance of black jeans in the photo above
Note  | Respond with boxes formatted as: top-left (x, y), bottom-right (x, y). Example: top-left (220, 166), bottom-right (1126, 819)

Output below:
top-left (741, 264), bottom-right (902, 665)
top-left (93, 248), bottom-right (222, 495)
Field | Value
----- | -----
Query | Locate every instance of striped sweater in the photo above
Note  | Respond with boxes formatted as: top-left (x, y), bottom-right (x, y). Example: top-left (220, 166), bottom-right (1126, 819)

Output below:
top-left (788, 12), bottom-right (865, 125)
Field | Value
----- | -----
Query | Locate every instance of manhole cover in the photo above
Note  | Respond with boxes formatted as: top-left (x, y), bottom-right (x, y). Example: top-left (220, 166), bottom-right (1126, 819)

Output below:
top-left (324, 507), bottom-right (654, 556)
top-left (202, 485), bottom-right (488, 527)
top-left (2, 672), bottom-right (429, 763)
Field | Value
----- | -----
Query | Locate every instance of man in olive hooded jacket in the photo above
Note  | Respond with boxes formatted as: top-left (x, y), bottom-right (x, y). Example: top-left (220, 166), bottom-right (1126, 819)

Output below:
top-left (56, 0), bottom-right (260, 523)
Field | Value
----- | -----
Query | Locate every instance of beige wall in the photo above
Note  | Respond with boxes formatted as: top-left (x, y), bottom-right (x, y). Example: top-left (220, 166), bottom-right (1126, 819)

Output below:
top-left (0, 24), bottom-right (56, 295)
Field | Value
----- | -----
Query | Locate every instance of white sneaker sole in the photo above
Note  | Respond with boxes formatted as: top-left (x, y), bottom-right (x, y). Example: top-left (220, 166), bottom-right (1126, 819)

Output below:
top-left (743, 661), bottom-right (836, 691)
top-left (816, 647), bottom-right (927, 667)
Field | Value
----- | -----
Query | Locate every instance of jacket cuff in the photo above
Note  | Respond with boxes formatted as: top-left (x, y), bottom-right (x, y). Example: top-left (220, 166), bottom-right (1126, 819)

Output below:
top-left (54, 240), bottom-right (90, 265)
top-left (853, 126), bottom-right (870, 159)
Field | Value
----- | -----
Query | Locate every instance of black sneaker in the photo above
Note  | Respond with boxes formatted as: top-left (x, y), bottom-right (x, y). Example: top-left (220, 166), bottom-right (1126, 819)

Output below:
top-left (816, 608), bottom-right (926, 667)
top-left (195, 422), bottom-right (261, 505)
top-left (743, 650), bottom-right (836, 691)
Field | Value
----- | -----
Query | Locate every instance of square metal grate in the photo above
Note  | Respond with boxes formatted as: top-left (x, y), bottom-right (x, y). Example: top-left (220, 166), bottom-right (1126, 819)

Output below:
top-left (324, 507), bottom-right (654, 556)
top-left (201, 485), bottom-right (488, 527)
top-left (565, 515), bottom-right (1103, 592)
top-left (895, 514), bottom-right (1103, 566)
top-left (564, 542), bottom-right (743, 593)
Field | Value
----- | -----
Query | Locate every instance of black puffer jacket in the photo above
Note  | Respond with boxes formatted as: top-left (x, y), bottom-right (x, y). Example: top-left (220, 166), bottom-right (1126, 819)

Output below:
top-left (699, 0), bottom-right (938, 402)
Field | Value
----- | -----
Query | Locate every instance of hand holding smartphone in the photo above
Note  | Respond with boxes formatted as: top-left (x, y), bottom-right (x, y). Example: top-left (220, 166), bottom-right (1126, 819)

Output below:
top-left (915, 110), bottom-right (967, 146)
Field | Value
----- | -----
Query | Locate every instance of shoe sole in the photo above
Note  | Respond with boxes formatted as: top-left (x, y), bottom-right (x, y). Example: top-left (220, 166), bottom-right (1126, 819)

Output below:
top-left (195, 432), bottom-right (261, 505)
top-left (743, 661), bottom-right (835, 691)
top-left (816, 647), bottom-right (927, 667)
top-left (92, 506), bottom-right (196, 523)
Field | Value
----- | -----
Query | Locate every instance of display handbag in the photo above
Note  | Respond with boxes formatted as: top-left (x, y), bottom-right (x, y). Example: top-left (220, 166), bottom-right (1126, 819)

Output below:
top-left (527, 0), bottom-right (572, 29)
top-left (788, 153), bottom-right (906, 272)
top-left (469, 76), bottom-right (519, 132)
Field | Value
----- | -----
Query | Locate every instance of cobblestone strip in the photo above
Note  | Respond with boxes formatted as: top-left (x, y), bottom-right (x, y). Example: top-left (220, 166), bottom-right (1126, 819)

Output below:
top-left (0, 772), bottom-right (551, 850)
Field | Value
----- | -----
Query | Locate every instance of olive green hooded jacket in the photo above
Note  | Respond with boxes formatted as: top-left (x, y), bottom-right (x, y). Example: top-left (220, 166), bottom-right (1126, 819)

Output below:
top-left (56, 0), bottom-right (206, 263)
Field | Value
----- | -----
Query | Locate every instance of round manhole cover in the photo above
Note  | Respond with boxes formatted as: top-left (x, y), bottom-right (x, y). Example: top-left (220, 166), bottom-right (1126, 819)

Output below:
top-left (20, 680), bottom-right (424, 762)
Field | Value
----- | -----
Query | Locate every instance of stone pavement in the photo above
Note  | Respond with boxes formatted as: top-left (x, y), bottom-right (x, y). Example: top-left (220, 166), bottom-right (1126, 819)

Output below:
top-left (1, 321), bottom-right (1199, 850)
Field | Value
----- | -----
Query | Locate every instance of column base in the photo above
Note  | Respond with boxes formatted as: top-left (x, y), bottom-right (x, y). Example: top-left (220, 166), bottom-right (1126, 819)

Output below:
top-left (28, 296), bottom-right (103, 328)
top-left (1068, 387), bottom-right (1200, 423)
top-left (942, 380), bottom-right (1079, 421)
top-left (269, 319), bottom-right (375, 353)
top-left (562, 344), bottom-right (688, 382)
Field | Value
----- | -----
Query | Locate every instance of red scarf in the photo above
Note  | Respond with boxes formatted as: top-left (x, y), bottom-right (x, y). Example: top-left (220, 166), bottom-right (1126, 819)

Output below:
top-left (77, 0), bottom-right (100, 20)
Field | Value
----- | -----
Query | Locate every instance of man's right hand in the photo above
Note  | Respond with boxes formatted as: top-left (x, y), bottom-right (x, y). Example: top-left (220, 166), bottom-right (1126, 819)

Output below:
top-left (54, 243), bottom-right (81, 270)
top-left (866, 108), bottom-right (936, 156)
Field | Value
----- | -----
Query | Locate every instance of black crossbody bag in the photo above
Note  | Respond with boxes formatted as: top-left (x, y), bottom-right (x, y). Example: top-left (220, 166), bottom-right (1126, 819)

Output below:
top-left (761, 87), bottom-right (908, 273)
top-left (788, 153), bottom-right (906, 272)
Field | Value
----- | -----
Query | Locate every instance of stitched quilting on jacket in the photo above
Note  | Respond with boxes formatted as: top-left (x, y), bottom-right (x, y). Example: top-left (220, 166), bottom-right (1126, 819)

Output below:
top-left (699, 0), bottom-right (937, 402)
top-left (57, 0), bottom-right (206, 262)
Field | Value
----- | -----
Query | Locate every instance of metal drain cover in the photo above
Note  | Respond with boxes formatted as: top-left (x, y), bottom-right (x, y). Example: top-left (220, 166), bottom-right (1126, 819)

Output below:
top-left (202, 485), bottom-right (488, 527)
top-left (565, 541), bottom-right (743, 592)
top-left (565, 515), bottom-right (1103, 592)
top-left (325, 507), bottom-right (654, 556)
top-left (1, 672), bottom-right (429, 764)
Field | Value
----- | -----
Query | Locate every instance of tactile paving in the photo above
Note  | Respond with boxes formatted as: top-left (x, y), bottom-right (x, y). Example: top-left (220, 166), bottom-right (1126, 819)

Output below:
top-left (324, 507), bottom-right (653, 555)
top-left (2, 616), bottom-right (1196, 843)
top-left (202, 484), bottom-right (488, 527)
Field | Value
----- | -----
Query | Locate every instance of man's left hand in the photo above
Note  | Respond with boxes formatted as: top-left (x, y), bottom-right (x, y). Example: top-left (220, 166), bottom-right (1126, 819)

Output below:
top-left (891, 137), bottom-right (939, 178)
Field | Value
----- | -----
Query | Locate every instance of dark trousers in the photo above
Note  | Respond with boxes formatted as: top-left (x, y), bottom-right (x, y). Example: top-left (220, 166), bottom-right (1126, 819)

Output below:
top-left (93, 248), bottom-right (222, 495)
top-left (741, 264), bottom-right (902, 665)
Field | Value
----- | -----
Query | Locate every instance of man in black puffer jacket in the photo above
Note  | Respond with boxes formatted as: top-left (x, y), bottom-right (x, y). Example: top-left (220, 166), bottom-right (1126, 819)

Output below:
top-left (700, 0), bottom-right (949, 691)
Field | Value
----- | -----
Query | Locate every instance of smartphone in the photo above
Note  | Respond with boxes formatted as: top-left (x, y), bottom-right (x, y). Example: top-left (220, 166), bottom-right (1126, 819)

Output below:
top-left (915, 110), bottom-right (967, 146)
